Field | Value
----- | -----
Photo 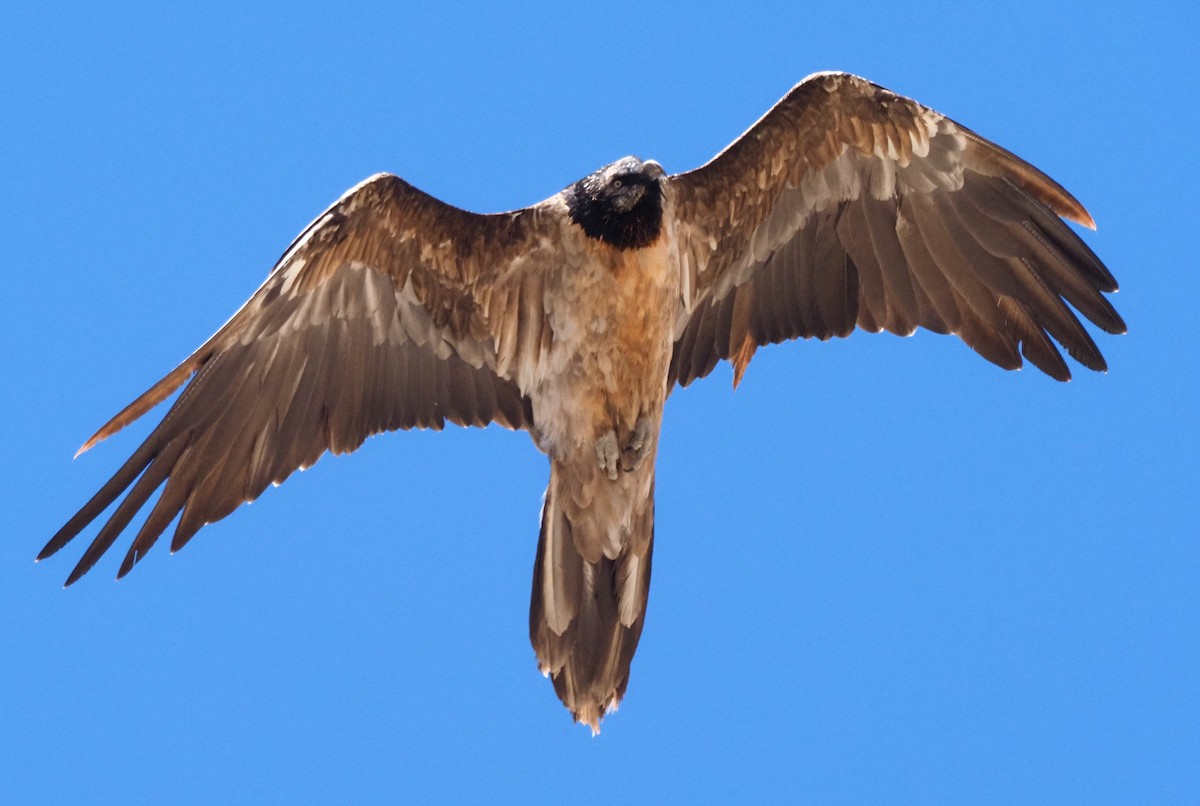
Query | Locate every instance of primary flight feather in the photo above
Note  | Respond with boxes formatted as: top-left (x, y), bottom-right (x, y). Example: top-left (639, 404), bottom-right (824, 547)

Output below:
top-left (42, 73), bottom-right (1125, 732)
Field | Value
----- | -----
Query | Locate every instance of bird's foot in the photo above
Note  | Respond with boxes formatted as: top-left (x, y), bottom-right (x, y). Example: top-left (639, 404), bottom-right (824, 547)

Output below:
top-left (620, 416), bottom-right (652, 472)
top-left (596, 431), bottom-right (620, 481)
top-left (597, 418), bottom-right (654, 481)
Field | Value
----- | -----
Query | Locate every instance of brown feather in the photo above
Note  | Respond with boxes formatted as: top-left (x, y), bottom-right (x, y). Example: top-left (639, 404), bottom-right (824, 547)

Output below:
top-left (43, 174), bottom-right (548, 581)
top-left (669, 72), bottom-right (1119, 387)
top-left (46, 73), bottom-right (1125, 735)
top-left (530, 465), bottom-right (654, 734)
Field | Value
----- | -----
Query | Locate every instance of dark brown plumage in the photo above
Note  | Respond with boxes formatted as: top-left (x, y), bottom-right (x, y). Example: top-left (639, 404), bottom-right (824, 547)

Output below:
top-left (41, 73), bottom-right (1124, 732)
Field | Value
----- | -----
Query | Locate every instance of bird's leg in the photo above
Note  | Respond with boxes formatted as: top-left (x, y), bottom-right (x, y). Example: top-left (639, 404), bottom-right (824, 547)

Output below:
top-left (620, 416), bottom-right (653, 473)
top-left (595, 431), bottom-right (620, 481)
top-left (596, 417), bottom-right (653, 480)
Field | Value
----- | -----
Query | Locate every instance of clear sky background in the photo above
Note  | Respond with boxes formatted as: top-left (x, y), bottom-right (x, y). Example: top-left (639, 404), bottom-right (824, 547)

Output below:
top-left (4, 2), bottom-right (1197, 803)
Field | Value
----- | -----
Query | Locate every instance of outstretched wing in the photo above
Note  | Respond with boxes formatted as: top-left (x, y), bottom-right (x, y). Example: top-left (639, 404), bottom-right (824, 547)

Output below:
top-left (668, 72), bottom-right (1125, 388)
top-left (42, 174), bottom-right (560, 584)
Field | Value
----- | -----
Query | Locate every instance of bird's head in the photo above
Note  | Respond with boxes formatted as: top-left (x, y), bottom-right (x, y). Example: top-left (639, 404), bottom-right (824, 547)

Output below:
top-left (567, 156), bottom-right (666, 250)
top-left (597, 156), bottom-right (665, 212)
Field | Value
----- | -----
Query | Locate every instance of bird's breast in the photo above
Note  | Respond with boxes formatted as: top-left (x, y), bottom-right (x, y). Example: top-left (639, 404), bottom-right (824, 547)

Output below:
top-left (531, 233), bottom-right (678, 458)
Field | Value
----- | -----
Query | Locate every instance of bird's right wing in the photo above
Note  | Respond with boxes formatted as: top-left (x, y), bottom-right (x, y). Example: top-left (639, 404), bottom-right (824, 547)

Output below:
top-left (42, 173), bottom-right (562, 584)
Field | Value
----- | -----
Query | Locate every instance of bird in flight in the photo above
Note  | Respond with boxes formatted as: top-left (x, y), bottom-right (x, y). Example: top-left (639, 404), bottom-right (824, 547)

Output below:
top-left (41, 73), bottom-right (1124, 732)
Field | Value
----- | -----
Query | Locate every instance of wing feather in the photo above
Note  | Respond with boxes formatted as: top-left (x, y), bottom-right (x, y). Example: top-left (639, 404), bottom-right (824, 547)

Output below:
top-left (668, 72), bottom-right (1124, 388)
top-left (43, 174), bottom-right (553, 583)
top-left (836, 200), bottom-right (888, 333)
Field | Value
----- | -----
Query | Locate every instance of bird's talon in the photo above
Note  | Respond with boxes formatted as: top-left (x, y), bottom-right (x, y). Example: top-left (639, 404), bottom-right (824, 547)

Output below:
top-left (596, 431), bottom-right (620, 481)
top-left (620, 417), bottom-right (653, 472)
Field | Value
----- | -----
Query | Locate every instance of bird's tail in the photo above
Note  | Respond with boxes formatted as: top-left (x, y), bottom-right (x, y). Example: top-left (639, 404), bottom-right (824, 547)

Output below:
top-left (529, 461), bottom-right (654, 733)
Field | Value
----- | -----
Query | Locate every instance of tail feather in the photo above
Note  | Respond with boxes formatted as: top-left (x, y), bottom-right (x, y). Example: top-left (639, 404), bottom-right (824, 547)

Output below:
top-left (529, 464), bottom-right (654, 733)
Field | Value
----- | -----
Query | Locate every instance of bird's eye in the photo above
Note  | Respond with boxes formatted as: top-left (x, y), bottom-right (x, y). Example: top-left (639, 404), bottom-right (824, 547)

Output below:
top-left (612, 179), bottom-right (623, 189)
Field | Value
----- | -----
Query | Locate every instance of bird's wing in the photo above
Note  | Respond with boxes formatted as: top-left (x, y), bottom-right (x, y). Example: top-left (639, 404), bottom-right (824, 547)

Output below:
top-left (667, 72), bottom-right (1125, 388)
top-left (42, 173), bottom-right (560, 584)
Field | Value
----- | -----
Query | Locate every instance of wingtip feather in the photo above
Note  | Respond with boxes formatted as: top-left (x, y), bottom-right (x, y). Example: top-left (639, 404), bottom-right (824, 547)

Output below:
top-left (74, 434), bottom-right (102, 459)
top-left (74, 355), bottom-right (207, 459)
top-left (965, 130), bottom-right (1098, 231)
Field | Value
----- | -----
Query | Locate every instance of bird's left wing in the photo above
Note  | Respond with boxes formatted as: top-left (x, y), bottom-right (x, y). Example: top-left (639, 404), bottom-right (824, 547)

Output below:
top-left (667, 72), bottom-right (1125, 387)
top-left (41, 173), bottom-right (560, 584)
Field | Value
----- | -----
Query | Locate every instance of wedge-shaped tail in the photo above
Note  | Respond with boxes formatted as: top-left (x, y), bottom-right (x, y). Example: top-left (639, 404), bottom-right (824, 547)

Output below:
top-left (529, 463), bottom-right (654, 733)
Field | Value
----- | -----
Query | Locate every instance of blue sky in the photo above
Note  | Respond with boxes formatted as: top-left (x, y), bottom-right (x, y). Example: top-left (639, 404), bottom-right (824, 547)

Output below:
top-left (4, 2), bottom-right (1197, 803)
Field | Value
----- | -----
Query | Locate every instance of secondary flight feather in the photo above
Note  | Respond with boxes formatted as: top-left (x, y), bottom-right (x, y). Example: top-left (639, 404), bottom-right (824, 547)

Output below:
top-left (41, 73), bottom-right (1125, 732)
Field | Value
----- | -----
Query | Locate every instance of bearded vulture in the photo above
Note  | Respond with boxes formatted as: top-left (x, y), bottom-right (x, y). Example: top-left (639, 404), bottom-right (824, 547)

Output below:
top-left (41, 73), bottom-right (1125, 733)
